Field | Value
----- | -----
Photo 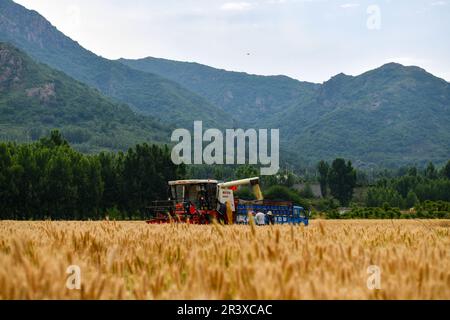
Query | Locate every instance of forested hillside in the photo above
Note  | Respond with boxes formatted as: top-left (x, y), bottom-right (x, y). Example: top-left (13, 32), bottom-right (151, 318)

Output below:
top-left (123, 58), bottom-right (450, 167)
top-left (119, 57), bottom-right (319, 126)
top-left (0, 43), bottom-right (168, 152)
top-left (0, 0), bottom-right (232, 128)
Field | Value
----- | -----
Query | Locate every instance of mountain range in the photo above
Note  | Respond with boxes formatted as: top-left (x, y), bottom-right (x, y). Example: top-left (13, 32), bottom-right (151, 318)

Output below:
top-left (0, 0), bottom-right (231, 129)
top-left (1, 0), bottom-right (449, 168)
top-left (119, 56), bottom-right (320, 127)
top-left (0, 42), bottom-right (168, 152)
top-left (120, 57), bottom-right (450, 167)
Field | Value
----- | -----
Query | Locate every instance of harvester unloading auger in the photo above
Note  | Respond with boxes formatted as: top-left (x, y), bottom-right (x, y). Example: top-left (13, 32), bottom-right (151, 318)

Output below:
top-left (145, 177), bottom-right (308, 225)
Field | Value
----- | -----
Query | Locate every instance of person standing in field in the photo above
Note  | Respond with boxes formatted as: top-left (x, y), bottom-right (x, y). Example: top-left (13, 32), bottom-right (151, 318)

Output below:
top-left (255, 211), bottom-right (266, 225)
top-left (267, 210), bottom-right (274, 224)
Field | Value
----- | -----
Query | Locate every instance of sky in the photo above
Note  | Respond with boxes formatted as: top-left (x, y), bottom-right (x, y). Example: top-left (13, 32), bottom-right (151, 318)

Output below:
top-left (14, 0), bottom-right (450, 83)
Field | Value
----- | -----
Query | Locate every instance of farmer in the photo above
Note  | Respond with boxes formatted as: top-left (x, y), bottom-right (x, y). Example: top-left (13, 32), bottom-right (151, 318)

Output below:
top-left (255, 210), bottom-right (266, 226)
top-left (267, 210), bottom-right (274, 224)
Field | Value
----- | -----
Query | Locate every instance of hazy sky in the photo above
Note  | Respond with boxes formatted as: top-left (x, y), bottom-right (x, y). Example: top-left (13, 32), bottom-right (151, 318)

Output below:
top-left (14, 0), bottom-right (450, 83)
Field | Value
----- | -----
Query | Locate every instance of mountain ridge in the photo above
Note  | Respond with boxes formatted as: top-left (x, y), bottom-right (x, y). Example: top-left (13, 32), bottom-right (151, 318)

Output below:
top-left (0, 0), bottom-right (233, 128)
top-left (121, 56), bottom-right (450, 167)
top-left (0, 42), bottom-right (170, 152)
top-left (1, 0), bottom-right (450, 167)
top-left (119, 56), bottom-right (320, 126)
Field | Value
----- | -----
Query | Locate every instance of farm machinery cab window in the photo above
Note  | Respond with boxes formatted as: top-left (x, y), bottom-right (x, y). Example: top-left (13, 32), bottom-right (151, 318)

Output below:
top-left (170, 182), bottom-right (218, 210)
top-left (171, 185), bottom-right (185, 202)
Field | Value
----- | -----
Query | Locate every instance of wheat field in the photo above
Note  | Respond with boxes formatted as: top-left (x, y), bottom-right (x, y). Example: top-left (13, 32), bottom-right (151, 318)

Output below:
top-left (0, 220), bottom-right (449, 300)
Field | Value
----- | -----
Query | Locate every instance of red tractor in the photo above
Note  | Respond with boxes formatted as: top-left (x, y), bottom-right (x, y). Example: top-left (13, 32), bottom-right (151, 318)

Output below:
top-left (146, 177), bottom-right (263, 224)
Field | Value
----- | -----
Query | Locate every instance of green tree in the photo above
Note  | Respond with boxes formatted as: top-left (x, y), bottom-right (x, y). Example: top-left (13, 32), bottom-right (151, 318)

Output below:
top-left (425, 162), bottom-right (438, 180)
top-left (365, 188), bottom-right (379, 207)
top-left (264, 185), bottom-right (309, 209)
top-left (356, 170), bottom-right (369, 186)
top-left (328, 158), bottom-right (356, 206)
top-left (213, 166), bottom-right (224, 181)
top-left (39, 130), bottom-right (69, 148)
top-left (408, 166), bottom-right (418, 177)
top-left (0, 132), bottom-right (185, 220)
top-left (393, 175), bottom-right (419, 198)
top-left (45, 150), bottom-right (76, 219)
top-left (234, 187), bottom-right (255, 200)
top-left (98, 152), bottom-right (120, 212)
top-left (0, 144), bottom-right (13, 218)
top-left (405, 191), bottom-right (419, 208)
top-left (261, 174), bottom-right (278, 188)
top-left (442, 160), bottom-right (450, 179)
top-left (299, 183), bottom-right (314, 199)
top-left (365, 187), bottom-right (404, 208)
top-left (279, 171), bottom-right (296, 188)
top-left (235, 165), bottom-right (258, 180)
top-left (317, 160), bottom-right (329, 197)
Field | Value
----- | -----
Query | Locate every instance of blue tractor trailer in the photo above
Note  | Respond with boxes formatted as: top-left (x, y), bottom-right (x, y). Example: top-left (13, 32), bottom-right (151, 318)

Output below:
top-left (235, 200), bottom-right (309, 226)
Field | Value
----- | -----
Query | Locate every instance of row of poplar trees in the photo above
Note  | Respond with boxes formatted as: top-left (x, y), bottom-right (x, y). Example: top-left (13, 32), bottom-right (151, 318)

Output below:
top-left (0, 131), bottom-right (185, 220)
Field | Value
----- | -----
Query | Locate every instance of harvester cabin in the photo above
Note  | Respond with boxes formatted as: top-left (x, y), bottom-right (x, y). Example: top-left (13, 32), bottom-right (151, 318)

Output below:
top-left (168, 179), bottom-right (218, 211)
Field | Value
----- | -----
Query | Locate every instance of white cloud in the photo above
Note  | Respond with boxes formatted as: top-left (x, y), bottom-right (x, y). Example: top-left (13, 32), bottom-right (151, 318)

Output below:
top-left (220, 2), bottom-right (254, 11)
top-left (340, 3), bottom-right (360, 9)
top-left (431, 1), bottom-right (447, 6)
top-left (266, 0), bottom-right (286, 4)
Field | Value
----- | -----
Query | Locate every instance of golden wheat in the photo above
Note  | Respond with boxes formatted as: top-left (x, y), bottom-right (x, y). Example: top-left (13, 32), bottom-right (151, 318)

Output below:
top-left (0, 220), bottom-right (449, 299)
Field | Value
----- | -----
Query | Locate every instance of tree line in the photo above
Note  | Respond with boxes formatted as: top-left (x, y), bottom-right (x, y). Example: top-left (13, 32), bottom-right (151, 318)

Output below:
top-left (316, 158), bottom-right (357, 206)
top-left (0, 131), bottom-right (184, 220)
top-left (364, 162), bottom-right (450, 209)
top-left (316, 158), bottom-right (450, 209)
top-left (1, 130), bottom-right (449, 220)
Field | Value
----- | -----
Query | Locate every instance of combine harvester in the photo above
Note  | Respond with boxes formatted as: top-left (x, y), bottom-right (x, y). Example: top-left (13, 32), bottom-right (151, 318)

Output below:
top-left (146, 177), bottom-right (309, 225)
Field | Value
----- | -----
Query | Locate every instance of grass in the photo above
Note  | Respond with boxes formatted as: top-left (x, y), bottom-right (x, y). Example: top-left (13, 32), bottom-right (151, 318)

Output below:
top-left (0, 220), bottom-right (449, 299)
